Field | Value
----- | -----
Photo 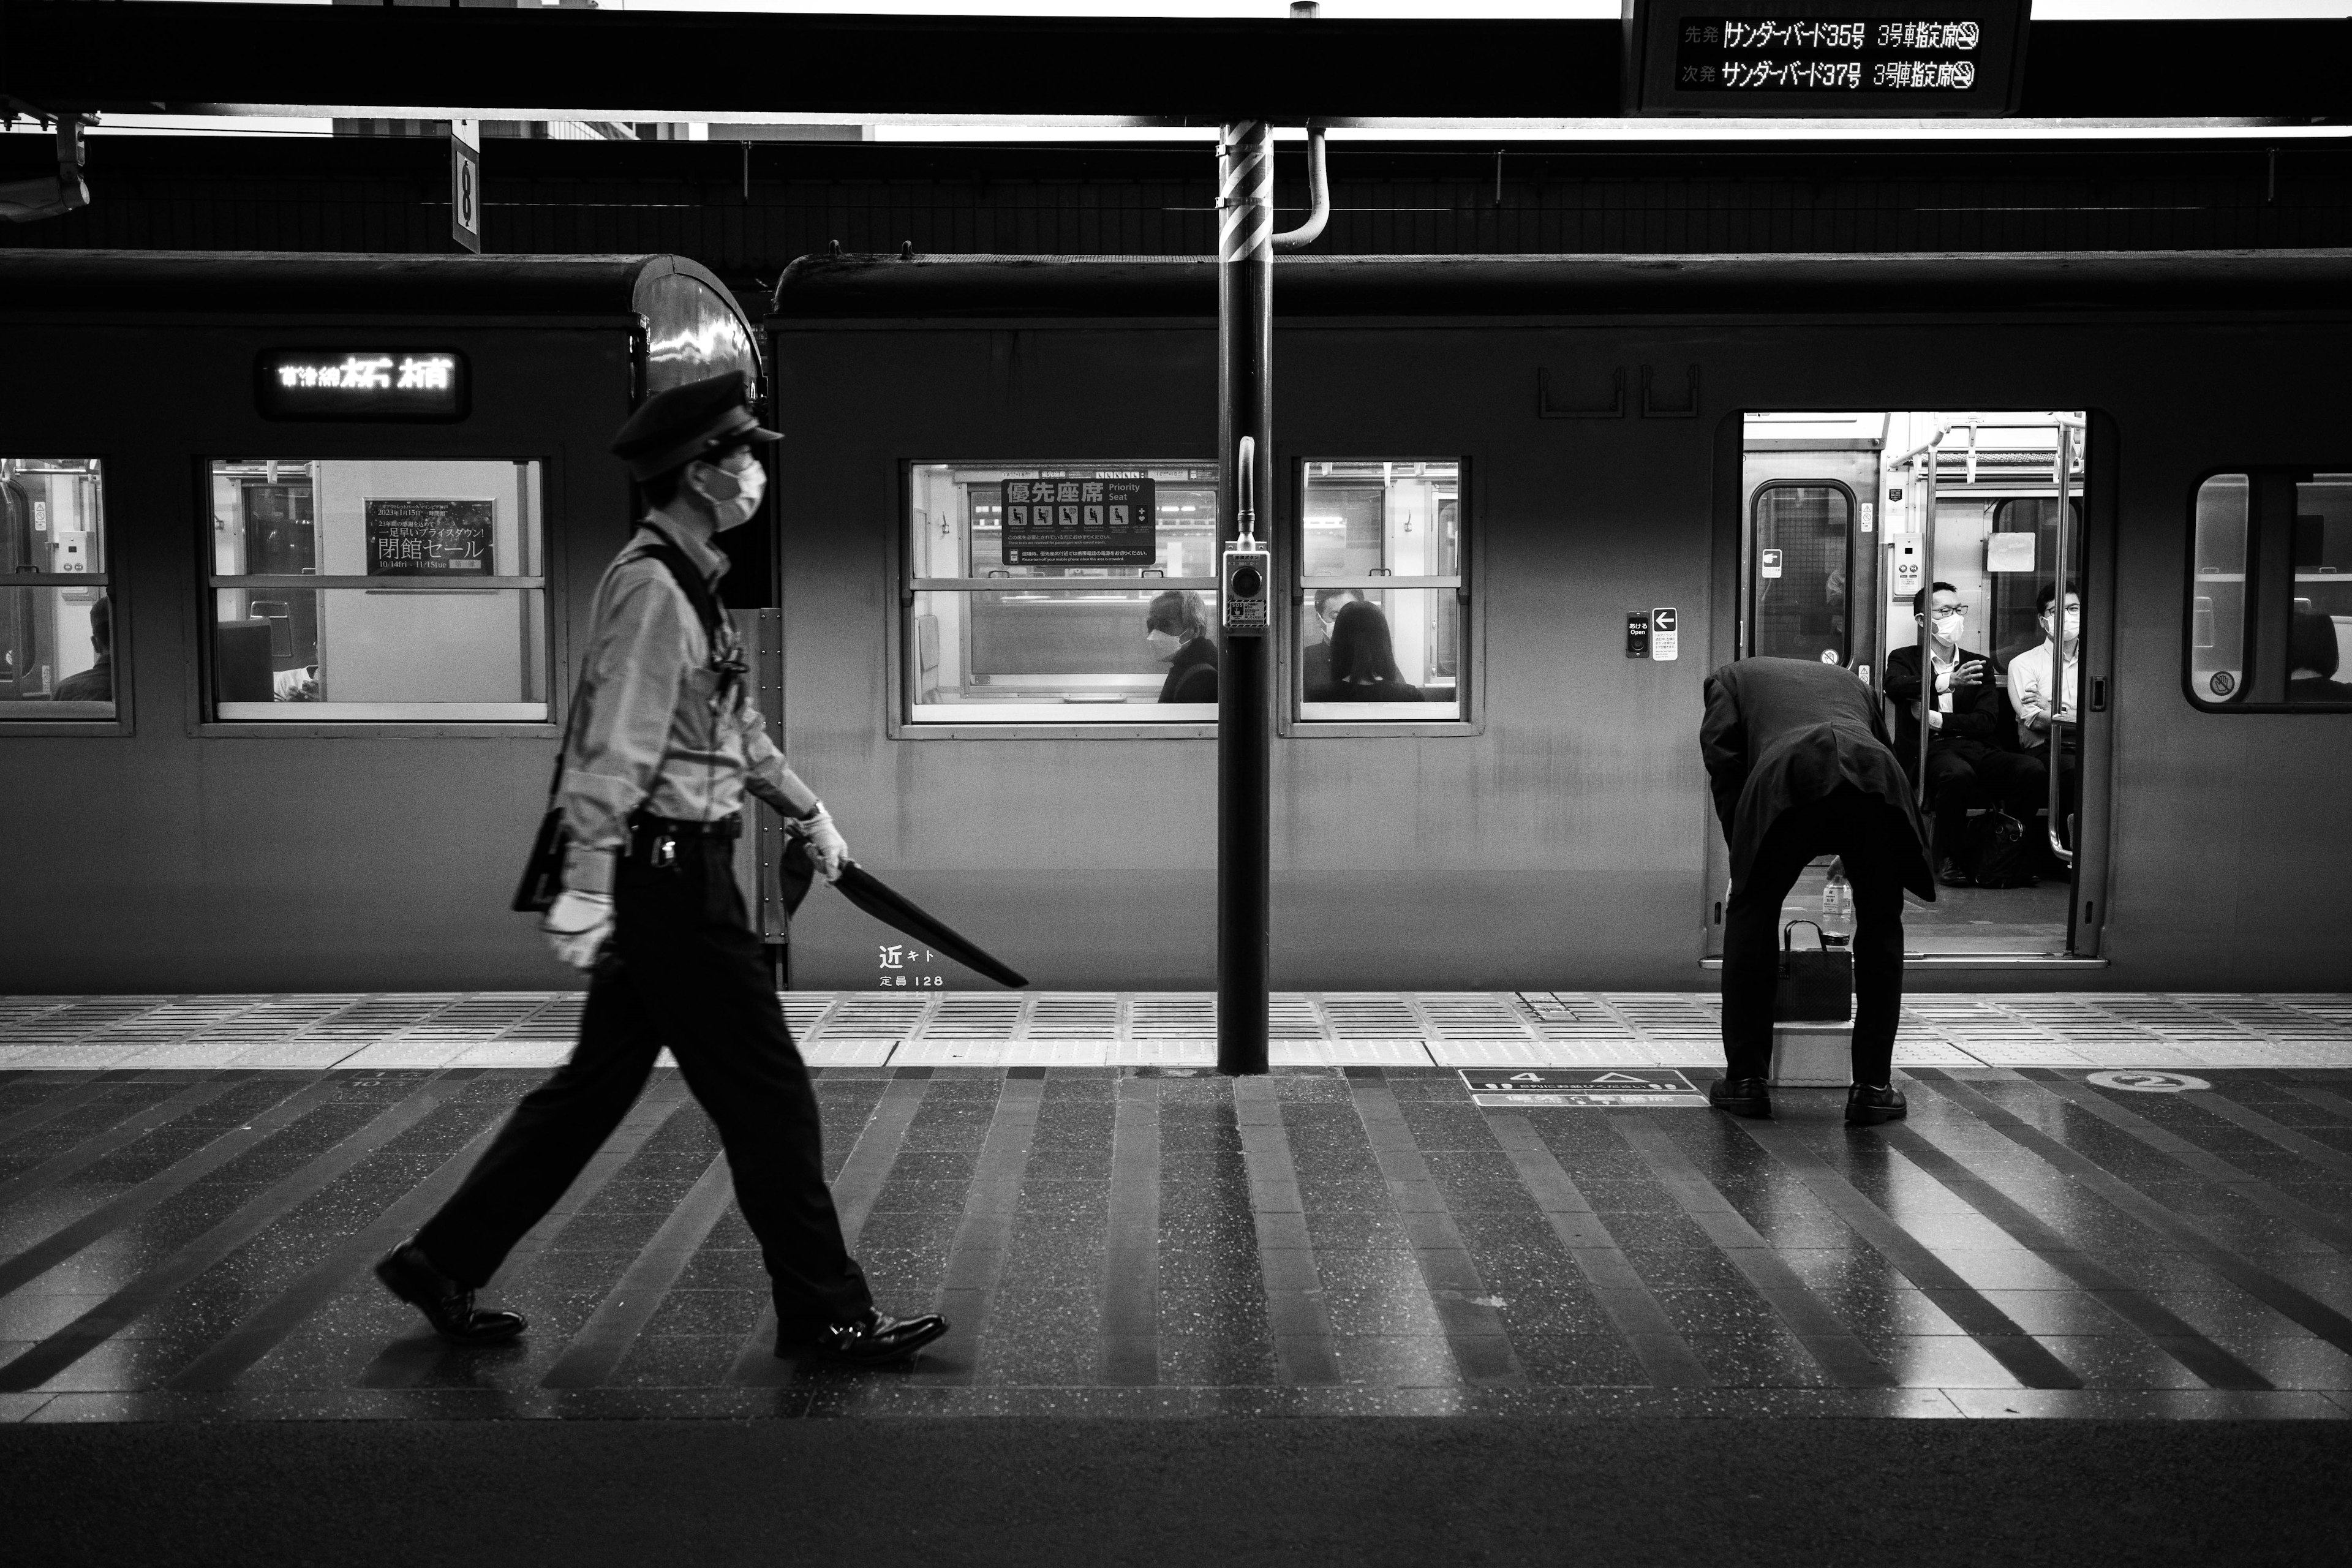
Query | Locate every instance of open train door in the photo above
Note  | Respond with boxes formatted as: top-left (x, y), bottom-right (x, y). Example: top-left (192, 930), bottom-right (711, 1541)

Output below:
top-left (1714, 409), bottom-right (2109, 971)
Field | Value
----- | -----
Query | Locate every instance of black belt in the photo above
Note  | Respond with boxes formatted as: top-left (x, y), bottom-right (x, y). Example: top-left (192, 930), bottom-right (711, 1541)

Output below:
top-left (627, 813), bottom-right (742, 847)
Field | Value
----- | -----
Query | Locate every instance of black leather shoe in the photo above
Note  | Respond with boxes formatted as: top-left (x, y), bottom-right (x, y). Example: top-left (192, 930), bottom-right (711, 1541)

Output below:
top-left (777, 1308), bottom-right (950, 1366)
top-left (1708, 1077), bottom-right (1772, 1118)
top-left (1937, 857), bottom-right (1975, 888)
top-left (374, 1241), bottom-right (527, 1345)
top-left (1846, 1084), bottom-right (1909, 1126)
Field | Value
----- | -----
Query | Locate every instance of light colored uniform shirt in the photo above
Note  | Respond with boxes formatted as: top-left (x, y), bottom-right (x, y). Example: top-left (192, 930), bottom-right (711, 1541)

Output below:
top-left (2008, 639), bottom-right (2079, 749)
top-left (558, 516), bottom-right (788, 894)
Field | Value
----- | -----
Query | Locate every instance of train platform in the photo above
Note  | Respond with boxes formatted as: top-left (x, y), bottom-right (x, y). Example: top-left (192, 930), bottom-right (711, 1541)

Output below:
top-left (6, 990), bottom-right (2351, 1563)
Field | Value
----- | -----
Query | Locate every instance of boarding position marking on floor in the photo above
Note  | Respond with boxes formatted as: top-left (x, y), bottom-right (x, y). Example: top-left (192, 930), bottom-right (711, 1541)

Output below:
top-left (2086, 1069), bottom-right (2211, 1094)
top-left (1460, 1068), bottom-right (1708, 1108)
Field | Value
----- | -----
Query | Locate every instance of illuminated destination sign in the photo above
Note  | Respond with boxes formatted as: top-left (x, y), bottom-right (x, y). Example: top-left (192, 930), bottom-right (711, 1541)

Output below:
top-left (254, 350), bottom-right (470, 420)
top-left (1624, 1), bottom-right (2029, 117)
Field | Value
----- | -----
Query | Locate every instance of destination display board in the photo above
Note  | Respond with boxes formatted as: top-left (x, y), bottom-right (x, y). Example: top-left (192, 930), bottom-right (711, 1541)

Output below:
top-left (255, 350), bottom-right (470, 421)
top-left (1624, 1), bottom-right (2029, 117)
top-left (364, 498), bottom-right (494, 576)
top-left (1001, 473), bottom-right (1156, 567)
top-left (1459, 1069), bottom-right (1709, 1109)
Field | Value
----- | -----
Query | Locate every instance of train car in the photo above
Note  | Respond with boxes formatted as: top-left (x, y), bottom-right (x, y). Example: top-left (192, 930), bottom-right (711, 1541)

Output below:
top-left (0, 251), bottom-right (769, 993)
top-left (767, 251), bottom-right (2351, 993)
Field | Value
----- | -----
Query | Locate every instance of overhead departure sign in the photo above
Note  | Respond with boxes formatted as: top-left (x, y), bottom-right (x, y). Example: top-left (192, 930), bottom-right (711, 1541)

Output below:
top-left (255, 351), bottom-right (470, 421)
top-left (1624, 1), bottom-right (2029, 117)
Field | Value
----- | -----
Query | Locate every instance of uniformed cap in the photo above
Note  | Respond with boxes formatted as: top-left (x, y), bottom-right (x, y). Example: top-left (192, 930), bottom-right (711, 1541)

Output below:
top-left (610, 371), bottom-right (782, 481)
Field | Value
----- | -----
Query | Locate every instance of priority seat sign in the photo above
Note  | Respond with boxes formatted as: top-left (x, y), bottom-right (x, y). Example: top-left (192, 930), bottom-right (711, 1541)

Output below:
top-left (1460, 1069), bottom-right (1706, 1108)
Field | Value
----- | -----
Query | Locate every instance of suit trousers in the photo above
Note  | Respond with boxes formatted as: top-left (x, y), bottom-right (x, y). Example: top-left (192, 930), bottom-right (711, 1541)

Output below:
top-left (1921, 740), bottom-right (2044, 863)
top-left (417, 834), bottom-right (873, 1329)
top-left (1721, 785), bottom-right (1912, 1087)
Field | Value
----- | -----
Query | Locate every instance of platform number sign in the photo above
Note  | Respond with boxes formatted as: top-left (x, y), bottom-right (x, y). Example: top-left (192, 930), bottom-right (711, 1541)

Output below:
top-left (450, 119), bottom-right (481, 254)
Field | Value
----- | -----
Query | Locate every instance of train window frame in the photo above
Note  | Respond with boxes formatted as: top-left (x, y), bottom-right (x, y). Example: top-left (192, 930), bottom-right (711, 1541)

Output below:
top-left (1744, 477), bottom-right (1858, 668)
top-left (2182, 466), bottom-right (2352, 714)
top-left (890, 457), bottom-right (1224, 741)
top-left (0, 455), bottom-right (129, 736)
top-left (1280, 455), bottom-right (1481, 741)
top-left (195, 452), bottom-right (565, 737)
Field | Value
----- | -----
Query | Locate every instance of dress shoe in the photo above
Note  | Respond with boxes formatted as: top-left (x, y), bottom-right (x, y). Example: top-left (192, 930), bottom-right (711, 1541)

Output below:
top-left (1846, 1084), bottom-right (1909, 1125)
top-left (374, 1240), bottom-right (527, 1345)
top-left (1937, 857), bottom-right (1975, 888)
top-left (777, 1308), bottom-right (949, 1366)
top-left (1708, 1077), bottom-right (1772, 1118)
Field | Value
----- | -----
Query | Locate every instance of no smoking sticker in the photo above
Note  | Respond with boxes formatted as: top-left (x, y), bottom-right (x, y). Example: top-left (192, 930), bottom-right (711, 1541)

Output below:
top-left (1460, 1068), bottom-right (1706, 1108)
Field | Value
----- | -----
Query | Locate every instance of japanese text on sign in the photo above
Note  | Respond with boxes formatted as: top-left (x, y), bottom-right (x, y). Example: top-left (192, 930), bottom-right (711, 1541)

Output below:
top-left (1001, 474), bottom-right (1157, 567)
top-left (255, 349), bottom-right (469, 421)
top-left (1675, 15), bottom-right (1985, 92)
top-left (363, 498), bottom-right (494, 576)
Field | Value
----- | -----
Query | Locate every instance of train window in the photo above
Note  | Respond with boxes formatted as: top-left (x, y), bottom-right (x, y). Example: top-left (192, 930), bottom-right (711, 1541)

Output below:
top-left (1747, 482), bottom-right (1852, 666)
top-left (905, 461), bottom-right (1222, 725)
top-left (2291, 475), bottom-right (2352, 706)
top-left (1296, 460), bottom-right (1464, 722)
top-left (2185, 469), bottom-right (2352, 711)
top-left (205, 459), bottom-right (549, 722)
top-left (2190, 474), bottom-right (2249, 704)
top-left (0, 458), bottom-right (112, 720)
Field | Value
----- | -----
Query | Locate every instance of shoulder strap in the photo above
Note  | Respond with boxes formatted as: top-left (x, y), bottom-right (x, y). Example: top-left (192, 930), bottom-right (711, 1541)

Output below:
top-left (635, 535), bottom-right (745, 707)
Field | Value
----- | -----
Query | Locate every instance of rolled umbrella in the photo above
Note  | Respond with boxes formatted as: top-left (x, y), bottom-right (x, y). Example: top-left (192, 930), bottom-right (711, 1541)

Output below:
top-left (778, 837), bottom-right (1028, 989)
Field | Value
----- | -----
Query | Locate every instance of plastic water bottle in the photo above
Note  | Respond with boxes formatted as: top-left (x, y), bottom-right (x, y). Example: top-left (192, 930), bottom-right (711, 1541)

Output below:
top-left (1820, 861), bottom-right (1855, 947)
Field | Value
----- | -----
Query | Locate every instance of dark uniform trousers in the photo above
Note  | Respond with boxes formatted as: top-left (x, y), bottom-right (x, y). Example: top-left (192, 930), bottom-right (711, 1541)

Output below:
top-left (1721, 785), bottom-right (1911, 1088)
top-left (1921, 739), bottom-right (2043, 862)
top-left (417, 834), bottom-right (873, 1330)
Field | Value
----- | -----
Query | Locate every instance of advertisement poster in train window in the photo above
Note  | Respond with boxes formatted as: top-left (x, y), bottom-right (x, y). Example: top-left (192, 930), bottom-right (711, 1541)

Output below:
top-left (363, 498), bottom-right (494, 576)
top-left (1001, 476), bottom-right (1155, 567)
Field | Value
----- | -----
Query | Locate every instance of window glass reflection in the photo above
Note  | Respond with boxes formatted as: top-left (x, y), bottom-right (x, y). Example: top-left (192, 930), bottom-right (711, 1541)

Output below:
top-left (2191, 474), bottom-right (2249, 704)
top-left (1296, 460), bottom-right (1464, 724)
top-left (2290, 475), bottom-right (2352, 704)
top-left (0, 458), bottom-right (111, 718)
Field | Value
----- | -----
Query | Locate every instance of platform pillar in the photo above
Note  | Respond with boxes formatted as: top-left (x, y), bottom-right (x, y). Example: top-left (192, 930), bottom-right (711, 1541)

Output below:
top-left (1216, 119), bottom-right (1273, 1077)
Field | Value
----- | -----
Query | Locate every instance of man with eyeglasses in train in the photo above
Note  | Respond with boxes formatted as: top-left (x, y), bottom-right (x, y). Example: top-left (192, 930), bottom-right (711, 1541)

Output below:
top-left (1883, 582), bottom-right (2045, 887)
top-left (374, 371), bottom-right (947, 1368)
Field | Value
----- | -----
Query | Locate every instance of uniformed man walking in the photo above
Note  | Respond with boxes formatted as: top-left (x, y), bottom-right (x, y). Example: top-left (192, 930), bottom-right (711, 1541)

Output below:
top-left (375, 372), bottom-right (946, 1366)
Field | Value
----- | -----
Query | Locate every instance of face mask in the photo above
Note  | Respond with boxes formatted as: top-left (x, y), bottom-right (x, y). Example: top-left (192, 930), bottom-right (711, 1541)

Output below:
top-left (1932, 613), bottom-right (1963, 642)
top-left (1146, 628), bottom-right (1182, 662)
top-left (2062, 611), bottom-right (2080, 636)
top-left (693, 461), bottom-right (766, 531)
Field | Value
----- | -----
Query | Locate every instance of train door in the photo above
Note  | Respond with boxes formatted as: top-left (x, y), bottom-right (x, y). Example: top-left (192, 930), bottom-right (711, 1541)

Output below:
top-left (1724, 410), bottom-right (2094, 960)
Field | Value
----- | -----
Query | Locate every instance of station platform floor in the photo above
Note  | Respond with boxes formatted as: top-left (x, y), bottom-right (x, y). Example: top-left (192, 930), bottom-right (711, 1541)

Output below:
top-left (0, 987), bottom-right (2346, 1426)
top-left (8, 990), bottom-right (2350, 1562)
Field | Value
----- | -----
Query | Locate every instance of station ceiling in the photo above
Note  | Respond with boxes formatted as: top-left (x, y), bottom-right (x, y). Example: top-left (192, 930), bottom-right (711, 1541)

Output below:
top-left (1, 3), bottom-right (2346, 125)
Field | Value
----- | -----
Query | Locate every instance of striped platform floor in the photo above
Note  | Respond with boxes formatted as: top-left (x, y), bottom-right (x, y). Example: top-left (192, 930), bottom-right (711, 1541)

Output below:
top-left (0, 990), bottom-right (2349, 1422)
top-left (2, 990), bottom-right (2348, 1071)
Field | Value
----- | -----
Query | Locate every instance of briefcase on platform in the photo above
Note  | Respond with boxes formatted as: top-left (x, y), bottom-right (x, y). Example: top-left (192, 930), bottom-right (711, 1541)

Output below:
top-left (1773, 919), bottom-right (1853, 1023)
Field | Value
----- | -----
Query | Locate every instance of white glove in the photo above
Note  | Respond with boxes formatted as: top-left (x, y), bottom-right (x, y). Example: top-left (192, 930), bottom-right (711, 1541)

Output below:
top-left (791, 802), bottom-right (850, 884)
top-left (541, 889), bottom-right (614, 971)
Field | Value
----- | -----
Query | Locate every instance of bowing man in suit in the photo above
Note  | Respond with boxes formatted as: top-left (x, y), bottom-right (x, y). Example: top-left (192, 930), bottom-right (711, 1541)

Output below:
top-left (1700, 656), bottom-right (1935, 1125)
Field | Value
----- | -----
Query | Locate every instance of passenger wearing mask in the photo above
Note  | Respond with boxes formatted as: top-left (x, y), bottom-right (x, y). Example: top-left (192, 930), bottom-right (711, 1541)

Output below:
top-left (51, 593), bottom-right (112, 703)
top-left (1147, 589), bottom-right (1218, 704)
top-left (1700, 656), bottom-right (1933, 1126)
top-left (2288, 608), bottom-right (2352, 703)
top-left (1310, 599), bottom-right (1423, 703)
top-left (2008, 580), bottom-right (2081, 853)
top-left (1882, 582), bottom-right (2043, 886)
top-left (1299, 587), bottom-right (1362, 699)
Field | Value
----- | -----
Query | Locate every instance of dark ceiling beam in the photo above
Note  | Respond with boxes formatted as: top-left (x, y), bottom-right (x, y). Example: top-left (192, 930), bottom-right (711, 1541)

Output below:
top-left (1, 4), bottom-right (2346, 123)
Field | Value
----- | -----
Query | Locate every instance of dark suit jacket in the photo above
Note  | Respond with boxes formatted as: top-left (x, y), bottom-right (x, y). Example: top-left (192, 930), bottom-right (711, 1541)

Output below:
top-left (1158, 636), bottom-right (1219, 704)
top-left (1700, 657), bottom-right (1933, 899)
top-left (1882, 642), bottom-right (2002, 761)
top-left (1300, 640), bottom-right (1332, 696)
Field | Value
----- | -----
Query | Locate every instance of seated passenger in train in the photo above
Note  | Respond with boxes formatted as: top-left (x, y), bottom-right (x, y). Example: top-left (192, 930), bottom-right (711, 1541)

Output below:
top-left (2288, 608), bottom-right (2352, 703)
top-left (1300, 587), bottom-right (1362, 697)
top-left (50, 594), bottom-right (112, 703)
top-left (2008, 580), bottom-right (2081, 852)
top-left (1146, 589), bottom-right (1219, 704)
top-left (1882, 582), bottom-right (2043, 887)
top-left (1309, 600), bottom-right (1425, 703)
